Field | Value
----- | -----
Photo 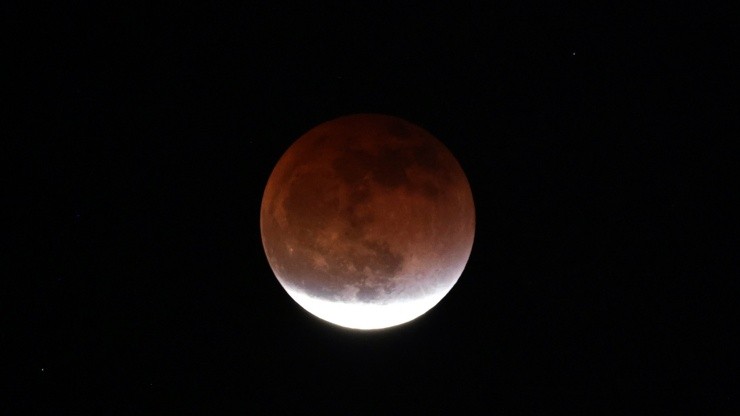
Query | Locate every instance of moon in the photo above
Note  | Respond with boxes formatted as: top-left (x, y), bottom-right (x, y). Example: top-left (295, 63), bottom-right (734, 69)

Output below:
top-left (260, 114), bottom-right (475, 330)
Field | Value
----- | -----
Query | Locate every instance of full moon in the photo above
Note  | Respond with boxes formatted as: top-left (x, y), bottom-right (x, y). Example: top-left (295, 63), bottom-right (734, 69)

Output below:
top-left (260, 114), bottom-right (475, 330)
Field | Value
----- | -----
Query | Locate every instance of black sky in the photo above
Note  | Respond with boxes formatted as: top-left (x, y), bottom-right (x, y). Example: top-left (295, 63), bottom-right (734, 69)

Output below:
top-left (7, 2), bottom-right (735, 414)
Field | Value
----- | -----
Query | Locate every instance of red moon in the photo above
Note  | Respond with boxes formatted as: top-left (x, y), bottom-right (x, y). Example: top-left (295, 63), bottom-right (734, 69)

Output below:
top-left (260, 114), bottom-right (475, 329)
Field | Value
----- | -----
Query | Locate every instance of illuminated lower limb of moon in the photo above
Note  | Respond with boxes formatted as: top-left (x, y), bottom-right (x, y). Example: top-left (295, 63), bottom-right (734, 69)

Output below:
top-left (284, 286), bottom-right (450, 330)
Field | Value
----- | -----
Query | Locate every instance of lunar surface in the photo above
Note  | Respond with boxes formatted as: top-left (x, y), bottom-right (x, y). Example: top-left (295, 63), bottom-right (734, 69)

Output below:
top-left (260, 114), bottom-right (475, 329)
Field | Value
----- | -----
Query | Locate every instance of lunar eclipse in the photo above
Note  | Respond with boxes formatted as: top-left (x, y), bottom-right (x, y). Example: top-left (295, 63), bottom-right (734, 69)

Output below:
top-left (260, 114), bottom-right (475, 329)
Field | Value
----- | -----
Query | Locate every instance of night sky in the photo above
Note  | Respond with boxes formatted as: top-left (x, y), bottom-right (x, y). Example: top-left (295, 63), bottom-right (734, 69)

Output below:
top-left (8, 2), bottom-right (734, 414)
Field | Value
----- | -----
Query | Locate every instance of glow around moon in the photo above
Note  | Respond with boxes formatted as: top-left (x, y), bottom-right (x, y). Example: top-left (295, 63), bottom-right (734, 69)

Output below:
top-left (260, 114), bottom-right (475, 330)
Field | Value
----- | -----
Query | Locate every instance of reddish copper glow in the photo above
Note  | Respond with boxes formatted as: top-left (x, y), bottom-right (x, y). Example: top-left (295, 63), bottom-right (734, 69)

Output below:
top-left (260, 114), bottom-right (475, 329)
